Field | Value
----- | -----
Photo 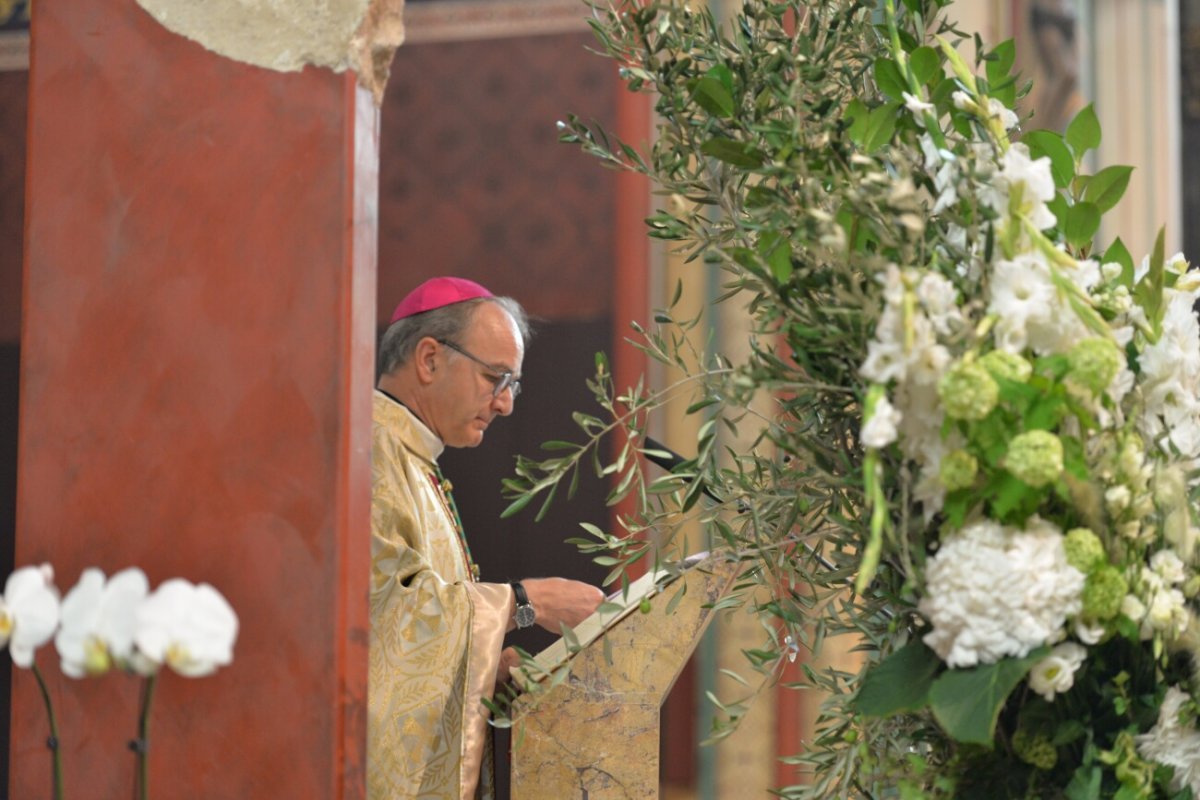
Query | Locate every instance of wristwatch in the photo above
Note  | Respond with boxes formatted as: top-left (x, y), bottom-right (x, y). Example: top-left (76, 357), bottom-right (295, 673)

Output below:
top-left (510, 581), bottom-right (536, 629)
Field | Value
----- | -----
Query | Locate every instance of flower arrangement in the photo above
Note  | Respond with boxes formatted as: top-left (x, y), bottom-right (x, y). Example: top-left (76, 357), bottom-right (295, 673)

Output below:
top-left (0, 564), bottom-right (238, 799)
top-left (497, 0), bottom-right (1200, 796)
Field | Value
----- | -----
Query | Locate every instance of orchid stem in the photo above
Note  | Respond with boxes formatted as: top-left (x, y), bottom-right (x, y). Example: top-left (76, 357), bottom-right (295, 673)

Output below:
top-left (134, 674), bottom-right (158, 800)
top-left (31, 663), bottom-right (63, 800)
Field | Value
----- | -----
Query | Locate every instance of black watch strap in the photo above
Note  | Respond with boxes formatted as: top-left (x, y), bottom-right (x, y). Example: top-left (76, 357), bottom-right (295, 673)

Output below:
top-left (510, 581), bottom-right (536, 629)
top-left (511, 581), bottom-right (530, 606)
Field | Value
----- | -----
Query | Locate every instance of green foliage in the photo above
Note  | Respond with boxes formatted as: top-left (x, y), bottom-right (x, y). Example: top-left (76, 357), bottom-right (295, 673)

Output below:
top-left (514, 0), bottom-right (1194, 797)
top-left (854, 639), bottom-right (941, 717)
top-left (929, 648), bottom-right (1047, 746)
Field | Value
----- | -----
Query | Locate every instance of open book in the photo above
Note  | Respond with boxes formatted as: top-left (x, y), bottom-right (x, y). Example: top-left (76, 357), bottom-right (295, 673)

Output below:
top-left (514, 551), bottom-right (712, 687)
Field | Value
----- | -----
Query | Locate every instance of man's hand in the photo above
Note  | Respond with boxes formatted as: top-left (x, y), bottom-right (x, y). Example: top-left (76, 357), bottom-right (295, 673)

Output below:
top-left (520, 577), bottom-right (604, 632)
top-left (495, 646), bottom-right (522, 689)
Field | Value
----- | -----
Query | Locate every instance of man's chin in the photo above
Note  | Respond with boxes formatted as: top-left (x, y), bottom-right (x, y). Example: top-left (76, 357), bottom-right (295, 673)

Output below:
top-left (452, 428), bottom-right (487, 448)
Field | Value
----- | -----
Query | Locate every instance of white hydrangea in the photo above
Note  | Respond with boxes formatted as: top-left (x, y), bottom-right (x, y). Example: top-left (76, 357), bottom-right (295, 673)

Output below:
top-left (920, 518), bottom-right (1085, 667)
top-left (1136, 686), bottom-right (1200, 795)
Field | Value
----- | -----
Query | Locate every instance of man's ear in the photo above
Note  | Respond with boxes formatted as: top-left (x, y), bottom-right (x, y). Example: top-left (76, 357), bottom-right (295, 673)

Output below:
top-left (413, 337), bottom-right (440, 385)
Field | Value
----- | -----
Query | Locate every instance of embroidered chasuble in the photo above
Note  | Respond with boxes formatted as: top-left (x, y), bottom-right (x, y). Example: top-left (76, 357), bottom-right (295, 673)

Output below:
top-left (369, 392), bottom-right (513, 799)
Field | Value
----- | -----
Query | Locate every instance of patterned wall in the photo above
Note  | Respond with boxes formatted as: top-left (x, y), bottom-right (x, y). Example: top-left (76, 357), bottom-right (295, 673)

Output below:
top-left (378, 31), bottom-right (616, 322)
top-left (378, 33), bottom-right (623, 798)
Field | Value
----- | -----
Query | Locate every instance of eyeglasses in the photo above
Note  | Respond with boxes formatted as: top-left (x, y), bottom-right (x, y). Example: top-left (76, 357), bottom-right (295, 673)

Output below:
top-left (438, 339), bottom-right (522, 399)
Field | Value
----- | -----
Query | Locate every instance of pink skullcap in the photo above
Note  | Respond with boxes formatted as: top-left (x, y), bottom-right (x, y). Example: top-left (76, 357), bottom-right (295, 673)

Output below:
top-left (389, 277), bottom-right (494, 324)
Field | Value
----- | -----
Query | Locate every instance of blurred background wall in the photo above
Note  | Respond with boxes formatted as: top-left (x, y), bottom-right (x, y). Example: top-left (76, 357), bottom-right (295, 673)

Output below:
top-left (0, 0), bottom-right (1194, 797)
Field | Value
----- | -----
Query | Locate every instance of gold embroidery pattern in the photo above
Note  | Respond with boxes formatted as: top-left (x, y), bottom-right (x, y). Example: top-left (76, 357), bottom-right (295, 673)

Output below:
top-left (368, 394), bottom-right (508, 800)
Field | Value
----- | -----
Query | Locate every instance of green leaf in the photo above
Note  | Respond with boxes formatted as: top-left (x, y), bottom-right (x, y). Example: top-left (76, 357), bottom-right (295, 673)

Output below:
top-left (758, 230), bottom-right (793, 282)
top-left (1052, 719), bottom-right (1087, 746)
top-left (500, 492), bottom-right (536, 519)
top-left (864, 102), bottom-right (900, 152)
top-left (874, 58), bottom-right (906, 100)
top-left (1135, 227), bottom-right (1167, 341)
top-left (1063, 202), bottom-right (1101, 248)
top-left (855, 640), bottom-right (942, 718)
top-left (942, 489), bottom-right (972, 529)
top-left (700, 137), bottom-right (765, 168)
top-left (929, 648), bottom-right (1048, 746)
top-left (1102, 237), bottom-right (1135, 287)
top-left (985, 39), bottom-right (1016, 85)
top-left (1046, 194), bottom-right (1069, 230)
top-left (988, 472), bottom-right (1038, 522)
top-left (1084, 165), bottom-right (1133, 213)
top-left (909, 46), bottom-right (940, 86)
top-left (845, 98), bottom-right (870, 145)
top-left (1066, 104), bottom-right (1102, 157)
top-left (1022, 130), bottom-right (1075, 188)
top-left (1026, 390), bottom-right (1066, 430)
top-left (691, 66), bottom-right (736, 118)
top-left (745, 185), bottom-right (775, 209)
top-left (1064, 765), bottom-right (1102, 800)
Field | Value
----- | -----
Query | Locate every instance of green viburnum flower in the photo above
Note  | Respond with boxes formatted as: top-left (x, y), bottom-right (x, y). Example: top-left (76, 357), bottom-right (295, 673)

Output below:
top-left (980, 349), bottom-right (1032, 383)
top-left (1067, 337), bottom-right (1123, 395)
top-left (1099, 731), bottom-right (1155, 795)
top-left (939, 449), bottom-right (978, 491)
top-left (1063, 528), bottom-right (1106, 572)
top-left (1012, 729), bottom-right (1057, 770)
top-left (1082, 566), bottom-right (1128, 620)
top-left (1004, 430), bottom-right (1064, 488)
top-left (938, 361), bottom-right (999, 421)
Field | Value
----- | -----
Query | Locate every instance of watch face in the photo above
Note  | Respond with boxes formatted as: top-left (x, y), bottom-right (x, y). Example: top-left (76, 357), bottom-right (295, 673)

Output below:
top-left (515, 604), bottom-right (536, 629)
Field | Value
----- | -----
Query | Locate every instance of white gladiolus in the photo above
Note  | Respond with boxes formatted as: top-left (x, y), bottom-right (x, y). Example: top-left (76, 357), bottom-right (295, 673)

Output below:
top-left (902, 91), bottom-right (934, 116)
top-left (985, 97), bottom-right (1019, 131)
top-left (862, 396), bottom-right (902, 449)
top-left (1028, 642), bottom-right (1086, 701)
top-left (0, 565), bottom-right (60, 668)
top-left (980, 143), bottom-right (1057, 232)
top-left (134, 580), bottom-right (239, 678)
top-left (55, 567), bottom-right (148, 678)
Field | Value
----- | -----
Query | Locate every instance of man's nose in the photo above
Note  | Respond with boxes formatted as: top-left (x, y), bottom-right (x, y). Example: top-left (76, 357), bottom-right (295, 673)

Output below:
top-left (493, 386), bottom-right (515, 416)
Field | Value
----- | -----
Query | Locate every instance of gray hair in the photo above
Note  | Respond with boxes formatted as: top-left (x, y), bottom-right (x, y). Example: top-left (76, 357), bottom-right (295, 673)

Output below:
top-left (378, 296), bottom-right (531, 376)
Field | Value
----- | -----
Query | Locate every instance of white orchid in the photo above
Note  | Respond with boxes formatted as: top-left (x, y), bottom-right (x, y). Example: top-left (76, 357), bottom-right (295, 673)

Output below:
top-left (0, 564), bottom-right (61, 668)
top-left (134, 579), bottom-right (238, 677)
top-left (55, 567), bottom-right (148, 678)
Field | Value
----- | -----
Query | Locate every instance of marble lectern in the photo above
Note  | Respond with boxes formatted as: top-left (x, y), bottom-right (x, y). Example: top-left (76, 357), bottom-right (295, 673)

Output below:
top-left (510, 554), bottom-right (742, 798)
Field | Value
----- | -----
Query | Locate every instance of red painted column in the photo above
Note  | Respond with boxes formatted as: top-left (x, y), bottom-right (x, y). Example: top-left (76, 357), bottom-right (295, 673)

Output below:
top-left (612, 69), bottom-right (651, 579)
top-left (13, 2), bottom-right (374, 797)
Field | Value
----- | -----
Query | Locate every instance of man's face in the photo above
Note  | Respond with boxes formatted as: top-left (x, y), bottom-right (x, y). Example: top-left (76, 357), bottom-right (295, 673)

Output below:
top-left (432, 303), bottom-right (524, 448)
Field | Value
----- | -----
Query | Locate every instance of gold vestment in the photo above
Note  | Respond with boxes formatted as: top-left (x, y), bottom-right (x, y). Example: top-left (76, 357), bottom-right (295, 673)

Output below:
top-left (369, 392), bottom-right (513, 799)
